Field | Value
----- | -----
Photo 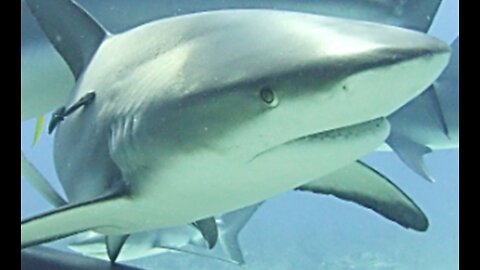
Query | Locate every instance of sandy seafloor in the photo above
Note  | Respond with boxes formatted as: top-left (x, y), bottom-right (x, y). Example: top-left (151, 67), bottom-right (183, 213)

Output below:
top-left (21, 0), bottom-right (459, 269)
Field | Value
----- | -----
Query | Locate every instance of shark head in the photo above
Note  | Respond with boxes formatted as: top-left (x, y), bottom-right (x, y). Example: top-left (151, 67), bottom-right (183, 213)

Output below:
top-left (76, 11), bottom-right (450, 165)
top-left (52, 10), bottom-right (450, 227)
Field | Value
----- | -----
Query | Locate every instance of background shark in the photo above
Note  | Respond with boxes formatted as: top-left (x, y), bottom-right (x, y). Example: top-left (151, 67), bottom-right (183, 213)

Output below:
top-left (20, 0), bottom-right (460, 268)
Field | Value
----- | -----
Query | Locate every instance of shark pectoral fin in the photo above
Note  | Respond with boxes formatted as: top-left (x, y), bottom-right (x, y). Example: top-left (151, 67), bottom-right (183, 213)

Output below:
top-left (218, 202), bottom-right (264, 265)
top-left (21, 190), bottom-right (126, 248)
top-left (297, 161), bottom-right (429, 231)
top-left (32, 115), bottom-right (44, 147)
top-left (192, 217), bottom-right (218, 249)
top-left (25, 0), bottom-right (107, 79)
top-left (106, 234), bottom-right (129, 263)
top-left (21, 151), bottom-right (67, 207)
top-left (386, 132), bottom-right (434, 182)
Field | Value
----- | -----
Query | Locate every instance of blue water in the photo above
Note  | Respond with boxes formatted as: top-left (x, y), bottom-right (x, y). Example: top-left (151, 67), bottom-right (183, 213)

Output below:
top-left (21, 0), bottom-right (459, 269)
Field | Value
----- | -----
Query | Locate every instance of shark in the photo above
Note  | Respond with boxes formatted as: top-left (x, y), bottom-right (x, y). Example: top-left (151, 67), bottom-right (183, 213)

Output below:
top-left (22, 0), bottom-right (450, 262)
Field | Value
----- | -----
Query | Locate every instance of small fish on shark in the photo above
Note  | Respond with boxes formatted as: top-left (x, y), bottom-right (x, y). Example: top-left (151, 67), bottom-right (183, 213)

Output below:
top-left (22, 0), bottom-right (450, 264)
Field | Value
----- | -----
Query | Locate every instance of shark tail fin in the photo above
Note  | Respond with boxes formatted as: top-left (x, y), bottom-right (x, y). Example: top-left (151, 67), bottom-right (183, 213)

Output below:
top-left (21, 151), bottom-right (67, 207)
top-left (297, 161), bottom-right (428, 231)
top-left (25, 0), bottom-right (108, 79)
top-left (217, 202), bottom-right (263, 265)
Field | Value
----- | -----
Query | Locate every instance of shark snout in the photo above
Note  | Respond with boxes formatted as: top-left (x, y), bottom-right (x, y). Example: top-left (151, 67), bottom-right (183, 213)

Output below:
top-left (277, 15), bottom-right (452, 135)
top-left (311, 21), bottom-right (452, 129)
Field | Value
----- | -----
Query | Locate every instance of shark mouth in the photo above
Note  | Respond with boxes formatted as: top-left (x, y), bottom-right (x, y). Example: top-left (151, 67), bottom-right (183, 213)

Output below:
top-left (250, 117), bottom-right (387, 162)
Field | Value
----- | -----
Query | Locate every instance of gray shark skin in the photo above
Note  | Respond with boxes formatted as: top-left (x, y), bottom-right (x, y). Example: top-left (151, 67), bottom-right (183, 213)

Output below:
top-left (21, 246), bottom-right (143, 270)
top-left (20, 0), bottom-right (441, 121)
top-left (385, 37), bottom-right (459, 181)
top-left (22, 0), bottom-right (449, 253)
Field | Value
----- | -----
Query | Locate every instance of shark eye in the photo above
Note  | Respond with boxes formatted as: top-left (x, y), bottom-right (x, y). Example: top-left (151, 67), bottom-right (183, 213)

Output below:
top-left (260, 86), bottom-right (278, 107)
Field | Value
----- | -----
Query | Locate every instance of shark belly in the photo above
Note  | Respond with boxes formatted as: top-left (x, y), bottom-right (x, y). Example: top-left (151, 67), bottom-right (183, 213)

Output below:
top-left (94, 118), bottom-right (389, 235)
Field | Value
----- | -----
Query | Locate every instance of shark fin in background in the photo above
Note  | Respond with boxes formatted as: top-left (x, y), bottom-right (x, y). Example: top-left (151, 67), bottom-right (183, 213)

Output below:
top-left (25, 0), bottom-right (108, 79)
top-left (216, 202), bottom-right (263, 265)
top-left (386, 132), bottom-right (434, 182)
top-left (434, 36), bottom-right (459, 141)
top-left (21, 151), bottom-right (67, 207)
top-left (297, 161), bottom-right (429, 231)
top-left (106, 234), bottom-right (129, 263)
top-left (425, 86), bottom-right (450, 139)
top-left (32, 115), bottom-right (44, 147)
top-left (192, 217), bottom-right (218, 249)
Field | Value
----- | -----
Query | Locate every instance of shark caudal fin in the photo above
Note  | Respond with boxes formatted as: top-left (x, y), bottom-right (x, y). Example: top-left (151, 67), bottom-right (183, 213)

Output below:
top-left (25, 0), bottom-right (108, 79)
top-left (216, 203), bottom-right (263, 265)
top-left (297, 161), bottom-right (428, 231)
top-left (21, 151), bottom-right (67, 207)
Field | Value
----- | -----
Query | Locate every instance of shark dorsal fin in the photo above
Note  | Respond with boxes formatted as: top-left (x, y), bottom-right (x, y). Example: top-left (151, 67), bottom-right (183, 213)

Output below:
top-left (25, 0), bottom-right (108, 79)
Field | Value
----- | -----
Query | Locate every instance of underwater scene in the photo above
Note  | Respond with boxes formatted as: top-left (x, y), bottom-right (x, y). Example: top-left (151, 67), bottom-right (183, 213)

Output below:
top-left (21, 0), bottom-right (458, 269)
